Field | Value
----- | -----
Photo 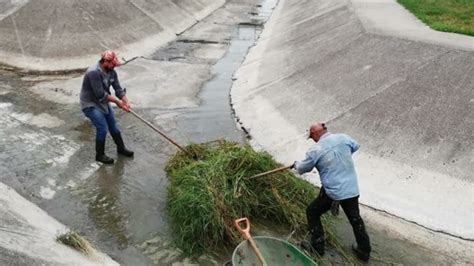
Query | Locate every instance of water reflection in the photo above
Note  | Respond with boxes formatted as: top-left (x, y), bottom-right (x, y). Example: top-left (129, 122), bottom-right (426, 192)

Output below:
top-left (88, 158), bottom-right (130, 249)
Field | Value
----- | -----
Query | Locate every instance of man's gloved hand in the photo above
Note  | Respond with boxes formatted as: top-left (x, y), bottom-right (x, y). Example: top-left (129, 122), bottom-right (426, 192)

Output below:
top-left (290, 161), bottom-right (297, 169)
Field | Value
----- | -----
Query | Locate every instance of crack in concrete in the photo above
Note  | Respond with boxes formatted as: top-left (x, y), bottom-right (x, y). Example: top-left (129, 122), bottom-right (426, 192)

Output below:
top-left (128, 0), bottom-right (164, 28)
top-left (177, 39), bottom-right (221, 44)
top-left (10, 16), bottom-right (25, 60)
top-left (361, 203), bottom-right (474, 242)
top-left (239, 22), bottom-right (264, 27)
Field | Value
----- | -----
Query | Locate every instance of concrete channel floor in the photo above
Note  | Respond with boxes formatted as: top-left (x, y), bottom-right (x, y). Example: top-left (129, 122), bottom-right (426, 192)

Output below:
top-left (0, 0), bottom-right (473, 265)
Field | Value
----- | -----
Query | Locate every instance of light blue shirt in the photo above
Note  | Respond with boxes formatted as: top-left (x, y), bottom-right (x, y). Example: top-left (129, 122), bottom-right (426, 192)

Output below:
top-left (295, 132), bottom-right (360, 200)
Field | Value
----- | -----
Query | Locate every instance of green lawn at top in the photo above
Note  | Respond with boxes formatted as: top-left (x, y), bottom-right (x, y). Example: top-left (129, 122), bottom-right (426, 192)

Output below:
top-left (165, 140), bottom-right (352, 262)
top-left (397, 0), bottom-right (474, 36)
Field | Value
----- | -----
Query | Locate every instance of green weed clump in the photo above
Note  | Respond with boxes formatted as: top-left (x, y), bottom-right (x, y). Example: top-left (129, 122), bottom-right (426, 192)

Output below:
top-left (56, 230), bottom-right (94, 255)
top-left (165, 140), bottom-right (337, 257)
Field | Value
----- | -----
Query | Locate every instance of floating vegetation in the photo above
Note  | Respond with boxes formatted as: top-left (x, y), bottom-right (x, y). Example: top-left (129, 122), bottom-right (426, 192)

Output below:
top-left (165, 140), bottom-right (345, 261)
top-left (56, 230), bottom-right (94, 255)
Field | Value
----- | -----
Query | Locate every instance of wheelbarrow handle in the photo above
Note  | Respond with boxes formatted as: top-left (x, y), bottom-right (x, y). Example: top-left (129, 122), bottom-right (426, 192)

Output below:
top-left (234, 217), bottom-right (267, 266)
top-left (234, 217), bottom-right (251, 240)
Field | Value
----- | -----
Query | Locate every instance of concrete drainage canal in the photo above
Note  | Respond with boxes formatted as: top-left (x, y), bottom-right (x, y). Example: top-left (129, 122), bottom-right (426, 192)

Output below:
top-left (0, 0), bottom-right (276, 265)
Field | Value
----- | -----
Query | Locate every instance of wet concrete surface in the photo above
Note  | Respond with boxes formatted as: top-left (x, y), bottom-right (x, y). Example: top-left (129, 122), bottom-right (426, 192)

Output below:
top-left (173, 25), bottom-right (257, 144)
top-left (0, 1), bottom-right (269, 265)
top-left (0, 247), bottom-right (47, 266)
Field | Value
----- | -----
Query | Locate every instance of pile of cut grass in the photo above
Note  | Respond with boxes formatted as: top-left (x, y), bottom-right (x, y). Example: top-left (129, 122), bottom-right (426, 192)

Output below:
top-left (165, 140), bottom-right (341, 258)
top-left (398, 0), bottom-right (474, 36)
top-left (56, 230), bottom-right (94, 255)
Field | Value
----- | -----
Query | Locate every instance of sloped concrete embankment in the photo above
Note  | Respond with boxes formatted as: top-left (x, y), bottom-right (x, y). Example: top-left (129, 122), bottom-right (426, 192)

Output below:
top-left (0, 182), bottom-right (118, 265)
top-left (0, 0), bottom-right (224, 71)
top-left (231, 0), bottom-right (473, 247)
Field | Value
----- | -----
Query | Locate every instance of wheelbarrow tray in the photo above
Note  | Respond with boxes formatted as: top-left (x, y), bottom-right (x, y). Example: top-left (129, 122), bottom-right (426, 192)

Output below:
top-left (232, 236), bottom-right (317, 266)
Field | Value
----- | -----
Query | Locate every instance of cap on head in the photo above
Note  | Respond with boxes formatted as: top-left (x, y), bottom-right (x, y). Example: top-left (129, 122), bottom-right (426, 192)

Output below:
top-left (101, 50), bottom-right (122, 66)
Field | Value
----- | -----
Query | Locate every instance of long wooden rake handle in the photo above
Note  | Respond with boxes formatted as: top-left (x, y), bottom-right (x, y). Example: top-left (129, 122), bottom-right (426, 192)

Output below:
top-left (129, 109), bottom-right (193, 157)
top-left (248, 165), bottom-right (293, 179)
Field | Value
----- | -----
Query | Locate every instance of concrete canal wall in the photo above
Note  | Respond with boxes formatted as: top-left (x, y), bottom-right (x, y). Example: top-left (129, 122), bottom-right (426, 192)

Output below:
top-left (231, 0), bottom-right (474, 240)
top-left (0, 182), bottom-right (118, 265)
top-left (0, 0), bottom-right (224, 71)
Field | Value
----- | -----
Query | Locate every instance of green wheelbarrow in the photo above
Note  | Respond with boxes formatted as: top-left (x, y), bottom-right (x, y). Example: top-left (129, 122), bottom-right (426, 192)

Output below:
top-left (231, 218), bottom-right (317, 266)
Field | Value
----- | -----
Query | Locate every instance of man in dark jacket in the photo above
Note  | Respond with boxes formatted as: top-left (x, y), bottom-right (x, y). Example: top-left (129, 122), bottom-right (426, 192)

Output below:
top-left (293, 122), bottom-right (371, 261)
top-left (80, 50), bottom-right (134, 164)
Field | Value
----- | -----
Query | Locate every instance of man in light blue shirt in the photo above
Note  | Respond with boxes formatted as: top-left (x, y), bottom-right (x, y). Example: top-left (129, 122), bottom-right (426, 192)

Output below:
top-left (293, 122), bottom-right (371, 261)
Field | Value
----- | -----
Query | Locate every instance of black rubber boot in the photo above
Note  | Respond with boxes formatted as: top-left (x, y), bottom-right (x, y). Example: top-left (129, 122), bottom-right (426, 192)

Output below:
top-left (352, 243), bottom-right (370, 262)
top-left (349, 216), bottom-right (371, 261)
top-left (111, 133), bottom-right (134, 157)
top-left (95, 140), bottom-right (114, 164)
top-left (300, 238), bottom-right (324, 257)
top-left (310, 235), bottom-right (325, 256)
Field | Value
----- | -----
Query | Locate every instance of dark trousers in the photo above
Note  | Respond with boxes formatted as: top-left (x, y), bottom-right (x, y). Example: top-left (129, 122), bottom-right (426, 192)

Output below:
top-left (83, 105), bottom-right (121, 142)
top-left (307, 188), bottom-right (371, 253)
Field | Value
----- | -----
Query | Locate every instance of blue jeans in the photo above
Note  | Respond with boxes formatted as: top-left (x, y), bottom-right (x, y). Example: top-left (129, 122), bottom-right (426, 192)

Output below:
top-left (83, 105), bottom-right (121, 142)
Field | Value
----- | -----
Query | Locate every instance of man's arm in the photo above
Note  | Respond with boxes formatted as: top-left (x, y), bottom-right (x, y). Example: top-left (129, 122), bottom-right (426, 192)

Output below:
top-left (87, 71), bottom-right (126, 110)
top-left (294, 149), bottom-right (318, 175)
top-left (105, 95), bottom-right (126, 109)
top-left (111, 72), bottom-right (125, 99)
top-left (111, 72), bottom-right (130, 111)
top-left (346, 135), bottom-right (360, 153)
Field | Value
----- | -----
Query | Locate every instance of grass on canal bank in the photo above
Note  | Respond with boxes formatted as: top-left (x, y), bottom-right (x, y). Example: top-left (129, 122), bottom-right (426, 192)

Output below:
top-left (165, 140), bottom-right (354, 263)
top-left (397, 0), bottom-right (474, 36)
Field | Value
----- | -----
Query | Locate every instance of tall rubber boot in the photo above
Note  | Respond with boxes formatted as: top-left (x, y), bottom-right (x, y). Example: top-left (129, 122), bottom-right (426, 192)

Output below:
top-left (310, 234), bottom-right (325, 256)
top-left (95, 139), bottom-right (114, 164)
top-left (111, 133), bottom-right (134, 157)
top-left (349, 217), bottom-right (371, 261)
top-left (352, 243), bottom-right (370, 262)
